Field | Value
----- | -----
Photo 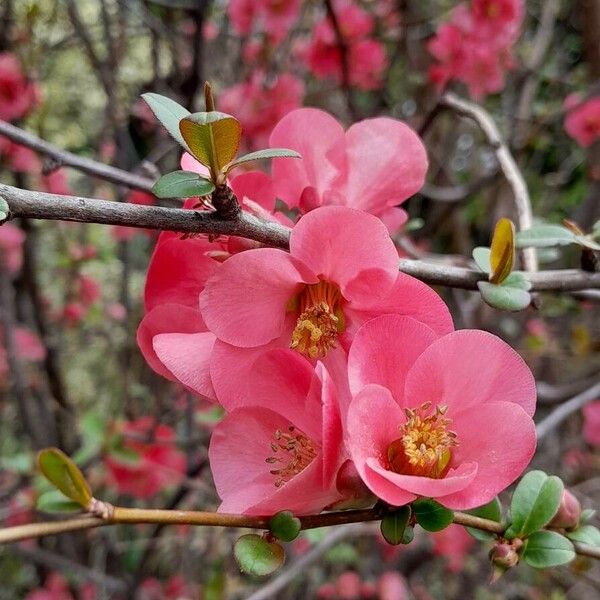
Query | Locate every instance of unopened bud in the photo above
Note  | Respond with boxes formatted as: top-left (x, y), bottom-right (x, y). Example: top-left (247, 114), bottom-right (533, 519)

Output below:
top-left (550, 489), bottom-right (581, 530)
top-left (490, 539), bottom-right (522, 571)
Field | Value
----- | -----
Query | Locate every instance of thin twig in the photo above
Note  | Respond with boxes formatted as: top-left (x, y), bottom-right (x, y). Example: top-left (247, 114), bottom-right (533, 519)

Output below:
top-left (441, 92), bottom-right (538, 272)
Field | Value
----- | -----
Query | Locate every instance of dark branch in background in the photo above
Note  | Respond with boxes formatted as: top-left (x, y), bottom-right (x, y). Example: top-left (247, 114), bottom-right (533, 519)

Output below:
top-left (324, 0), bottom-right (359, 120)
top-left (1, 182), bottom-right (600, 292)
top-left (0, 120), bottom-right (154, 192)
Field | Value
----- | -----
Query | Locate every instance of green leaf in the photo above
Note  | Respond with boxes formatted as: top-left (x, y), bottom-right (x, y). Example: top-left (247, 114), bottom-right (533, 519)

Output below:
top-left (380, 506), bottom-right (411, 545)
top-left (573, 235), bottom-right (600, 251)
top-left (413, 499), bottom-right (453, 532)
top-left (152, 170), bottom-right (215, 198)
top-left (478, 281), bottom-right (531, 311)
top-left (592, 220), bottom-right (600, 240)
top-left (566, 524), bottom-right (600, 547)
top-left (522, 530), bottom-right (575, 568)
top-left (36, 489), bottom-right (83, 514)
top-left (0, 196), bottom-right (10, 223)
top-left (37, 448), bottom-right (92, 508)
top-left (141, 93), bottom-right (191, 150)
top-left (223, 148), bottom-right (301, 173)
top-left (234, 534), bottom-right (285, 577)
top-left (506, 471), bottom-right (564, 538)
top-left (489, 218), bottom-right (515, 284)
top-left (179, 112), bottom-right (241, 173)
top-left (472, 247), bottom-right (491, 273)
top-left (581, 509), bottom-right (596, 523)
top-left (502, 271), bottom-right (532, 291)
top-left (466, 497), bottom-right (502, 541)
top-left (516, 225), bottom-right (576, 248)
top-left (269, 511), bottom-right (301, 543)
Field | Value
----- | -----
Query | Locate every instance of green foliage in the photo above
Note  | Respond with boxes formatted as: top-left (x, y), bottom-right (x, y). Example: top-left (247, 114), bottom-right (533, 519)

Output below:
top-left (517, 223), bottom-right (600, 251)
top-left (412, 499), bottom-right (453, 532)
top-left (269, 511), bottom-right (301, 542)
top-left (566, 524), bottom-right (600, 547)
top-left (0, 196), bottom-right (10, 223)
top-left (506, 471), bottom-right (564, 539)
top-left (36, 489), bottom-right (82, 514)
top-left (141, 93), bottom-right (191, 150)
top-left (233, 534), bottom-right (285, 577)
top-left (37, 447), bottom-right (92, 508)
top-left (152, 170), bottom-right (215, 198)
top-left (521, 531), bottom-right (575, 568)
top-left (380, 506), bottom-right (412, 545)
top-left (223, 148), bottom-right (301, 173)
top-left (466, 497), bottom-right (502, 541)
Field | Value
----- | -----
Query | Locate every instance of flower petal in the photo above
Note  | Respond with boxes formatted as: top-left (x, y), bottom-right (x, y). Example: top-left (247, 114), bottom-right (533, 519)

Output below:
top-left (348, 315), bottom-right (438, 400)
top-left (290, 206), bottom-right (398, 299)
top-left (318, 362), bottom-right (344, 487)
top-left (344, 118), bottom-right (428, 213)
top-left (404, 330), bottom-right (536, 416)
top-left (200, 248), bottom-right (317, 347)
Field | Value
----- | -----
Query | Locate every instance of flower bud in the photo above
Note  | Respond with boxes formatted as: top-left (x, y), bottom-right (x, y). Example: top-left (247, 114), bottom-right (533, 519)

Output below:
top-left (550, 489), bottom-right (581, 530)
top-left (490, 539), bottom-right (521, 571)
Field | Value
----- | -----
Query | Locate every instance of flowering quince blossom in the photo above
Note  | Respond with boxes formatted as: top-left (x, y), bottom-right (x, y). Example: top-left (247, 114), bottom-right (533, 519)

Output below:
top-left (430, 524), bottom-right (476, 572)
top-left (0, 52), bottom-right (39, 122)
top-left (209, 349), bottom-right (346, 514)
top-left (582, 401), bottom-right (600, 447)
top-left (269, 108), bottom-right (428, 232)
top-left (0, 222), bottom-right (25, 273)
top-left (219, 72), bottom-right (304, 151)
top-left (346, 315), bottom-right (536, 510)
top-left (564, 94), bottom-right (600, 148)
top-left (24, 573), bottom-right (75, 600)
top-left (200, 206), bottom-right (452, 407)
top-left (428, 0), bottom-right (523, 100)
top-left (104, 417), bottom-right (186, 499)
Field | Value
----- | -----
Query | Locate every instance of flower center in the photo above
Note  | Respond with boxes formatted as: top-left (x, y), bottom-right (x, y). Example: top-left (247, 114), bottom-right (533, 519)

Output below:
top-left (289, 281), bottom-right (344, 359)
top-left (265, 425), bottom-right (318, 488)
top-left (386, 402), bottom-right (458, 479)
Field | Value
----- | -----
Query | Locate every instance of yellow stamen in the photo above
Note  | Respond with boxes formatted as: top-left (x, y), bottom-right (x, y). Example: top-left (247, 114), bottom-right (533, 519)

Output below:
top-left (386, 402), bottom-right (458, 479)
top-left (265, 425), bottom-right (317, 488)
top-left (289, 281), bottom-right (344, 359)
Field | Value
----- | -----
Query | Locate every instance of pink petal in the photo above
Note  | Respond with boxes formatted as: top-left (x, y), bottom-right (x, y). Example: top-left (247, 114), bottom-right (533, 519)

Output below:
top-left (145, 237), bottom-right (219, 311)
top-left (319, 362), bottom-right (344, 487)
top-left (137, 304), bottom-right (208, 383)
top-left (200, 248), bottom-right (317, 347)
top-left (269, 108), bottom-right (346, 208)
top-left (289, 206), bottom-right (398, 299)
top-left (230, 170), bottom-right (276, 212)
top-left (180, 152), bottom-right (211, 177)
top-left (348, 315), bottom-right (438, 400)
top-left (152, 331), bottom-right (216, 401)
top-left (404, 330), bottom-right (536, 417)
top-left (437, 401), bottom-right (536, 510)
top-left (379, 207), bottom-right (409, 234)
top-left (353, 272), bottom-right (454, 336)
top-left (344, 118), bottom-right (428, 213)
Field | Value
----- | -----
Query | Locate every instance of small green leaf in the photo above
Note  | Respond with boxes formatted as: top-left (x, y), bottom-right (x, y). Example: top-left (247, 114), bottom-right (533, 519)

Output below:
top-left (592, 220), bottom-right (600, 239)
top-left (566, 525), bottom-right (600, 547)
top-left (269, 511), bottom-right (301, 542)
top-left (36, 489), bottom-right (83, 514)
top-left (573, 235), bottom-right (600, 251)
top-left (223, 148), bottom-right (301, 173)
top-left (234, 534), bottom-right (285, 577)
top-left (380, 506), bottom-right (411, 545)
top-left (37, 448), bottom-right (92, 508)
top-left (179, 112), bottom-right (241, 173)
top-left (0, 196), bottom-right (10, 223)
top-left (581, 509), bottom-right (596, 523)
top-left (413, 499), bottom-right (453, 532)
top-left (489, 218), bottom-right (515, 284)
top-left (516, 225), bottom-right (576, 248)
top-left (522, 530), bottom-right (575, 568)
top-left (472, 247), bottom-right (491, 273)
top-left (502, 271), bottom-right (532, 291)
top-left (466, 497), bottom-right (502, 541)
top-left (506, 471), bottom-right (564, 538)
top-left (478, 281), bottom-right (531, 312)
top-left (142, 93), bottom-right (191, 150)
top-left (152, 171), bottom-right (215, 198)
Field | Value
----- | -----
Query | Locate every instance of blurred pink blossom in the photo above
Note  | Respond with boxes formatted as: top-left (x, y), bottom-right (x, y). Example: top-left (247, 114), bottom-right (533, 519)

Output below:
top-left (0, 53), bottom-right (39, 122)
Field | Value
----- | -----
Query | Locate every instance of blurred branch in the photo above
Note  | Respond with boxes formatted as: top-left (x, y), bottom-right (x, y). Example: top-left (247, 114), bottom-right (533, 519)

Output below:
top-left (536, 380), bottom-right (600, 441)
top-left (440, 92), bottom-right (538, 272)
top-left (0, 120), bottom-right (154, 191)
top-left (2, 182), bottom-right (600, 291)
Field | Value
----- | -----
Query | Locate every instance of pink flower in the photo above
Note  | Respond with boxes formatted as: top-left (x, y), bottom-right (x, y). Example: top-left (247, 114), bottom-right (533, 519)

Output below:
top-left (200, 207), bottom-right (452, 406)
top-left (0, 53), bottom-right (39, 122)
top-left (219, 72), bottom-right (304, 150)
top-left (0, 222), bottom-right (25, 273)
top-left (42, 169), bottom-right (72, 195)
top-left (111, 189), bottom-right (156, 241)
top-left (25, 574), bottom-right (74, 600)
top-left (376, 571), bottom-right (409, 600)
top-left (583, 400), bottom-right (600, 447)
top-left (105, 417), bottom-right (186, 499)
top-left (13, 326), bottom-right (46, 362)
top-left (228, 0), bottom-right (301, 45)
top-left (269, 108), bottom-right (428, 230)
top-left (430, 524), bottom-right (475, 572)
top-left (0, 137), bottom-right (41, 174)
top-left (209, 349), bottom-right (344, 514)
top-left (346, 315), bottom-right (536, 510)
top-left (564, 96), bottom-right (600, 147)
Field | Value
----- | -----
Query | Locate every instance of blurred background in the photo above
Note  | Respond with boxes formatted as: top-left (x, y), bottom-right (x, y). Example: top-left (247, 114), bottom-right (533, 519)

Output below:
top-left (1, 0), bottom-right (600, 598)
